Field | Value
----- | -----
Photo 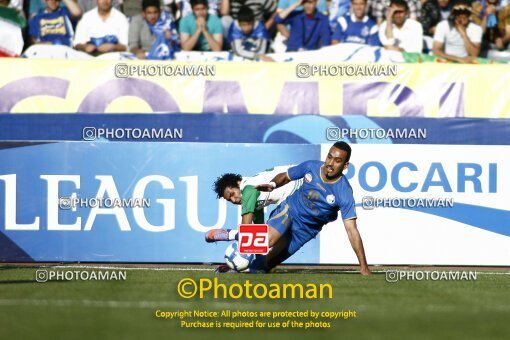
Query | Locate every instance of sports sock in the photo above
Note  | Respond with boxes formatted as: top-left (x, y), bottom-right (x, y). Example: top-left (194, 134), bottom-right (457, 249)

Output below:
top-left (228, 229), bottom-right (238, 241)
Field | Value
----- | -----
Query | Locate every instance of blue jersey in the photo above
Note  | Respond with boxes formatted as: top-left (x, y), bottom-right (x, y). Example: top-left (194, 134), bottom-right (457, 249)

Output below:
top-left (332, 14), bottom-right (380, 46)
top-left (228, 20), bottom-right (270, 44)
top-left (328, 0), bottom-right (351, 30)
top-left (29, 8), bottom-right (74, 46)
top-left (250, 160), bottom-right (357, 272)
top-left (286, 160), bottom-right (356, 229)
top-left (274, 10), bottom-right (331, 51)
top-left (277, 0), bottom-right (328, 14)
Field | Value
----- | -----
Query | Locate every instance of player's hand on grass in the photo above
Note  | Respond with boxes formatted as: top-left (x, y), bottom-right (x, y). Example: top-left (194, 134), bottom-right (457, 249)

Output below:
top-left (360, 267), bottom-right (371, 276)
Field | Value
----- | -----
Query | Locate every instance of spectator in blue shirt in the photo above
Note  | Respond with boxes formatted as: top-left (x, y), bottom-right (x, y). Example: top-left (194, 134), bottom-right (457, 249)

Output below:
top-left (329, 0), bottom-right (351, 30)
top-left (332, 0), bottom-right (380, 46)
top-left (274, 0), bottom-right (331, 51)
top-left (29, 0), bottom-right (81, 46)
top-left (228, 6), bottom-right (271, 59)
top-left (29, 0), bottom-right (83, 19)
top-left (277, 0), bottom-right (328, 13)
top-left (276, 0), bottom-right (327, 44)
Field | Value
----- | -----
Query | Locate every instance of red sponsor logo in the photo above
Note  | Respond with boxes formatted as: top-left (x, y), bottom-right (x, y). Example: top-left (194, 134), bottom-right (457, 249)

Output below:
top-left (238, 224), bottom-right (269, 254)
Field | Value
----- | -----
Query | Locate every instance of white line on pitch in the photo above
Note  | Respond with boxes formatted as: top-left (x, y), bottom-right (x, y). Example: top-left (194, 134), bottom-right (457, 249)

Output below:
top-left (0, 299), bottom-right (254, 309)
top-left (48, 265), bottom-right (214, 272)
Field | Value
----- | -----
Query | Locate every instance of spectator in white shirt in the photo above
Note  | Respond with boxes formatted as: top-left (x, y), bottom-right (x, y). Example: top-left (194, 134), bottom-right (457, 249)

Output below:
top-left (432, 2), bottom-right (482, 63)
top-left (378, 0), bottom-right (423, 52)
top-left (74, 0), bottom-right (129, 55)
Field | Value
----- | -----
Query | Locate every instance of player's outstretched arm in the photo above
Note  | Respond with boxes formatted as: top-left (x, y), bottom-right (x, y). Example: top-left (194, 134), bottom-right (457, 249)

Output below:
top-left (255, 172), bottom-right (291, 192)
top-left (343, 218), bottom-right (371, 275)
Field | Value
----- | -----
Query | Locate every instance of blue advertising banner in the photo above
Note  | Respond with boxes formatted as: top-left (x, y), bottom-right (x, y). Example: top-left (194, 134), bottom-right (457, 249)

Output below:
top-left (1, 141), bottom-right (508, 265)
top-left (0, 114), bottom-right (510, 144)
top-left (0, 142), bottom-right (320, 263)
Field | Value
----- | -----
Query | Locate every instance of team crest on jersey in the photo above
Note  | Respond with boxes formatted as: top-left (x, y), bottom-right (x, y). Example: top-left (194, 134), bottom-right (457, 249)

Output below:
top-left (326, 195), bottom-right (335, 205)
top-left (361, 26), bottom-right (369, 37)
top-left (305, 173), bottom-right (312, 183)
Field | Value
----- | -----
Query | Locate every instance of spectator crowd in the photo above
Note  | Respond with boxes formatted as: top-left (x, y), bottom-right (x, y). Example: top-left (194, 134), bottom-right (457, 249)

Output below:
top-left (1, 0), bottom-right (510, 61)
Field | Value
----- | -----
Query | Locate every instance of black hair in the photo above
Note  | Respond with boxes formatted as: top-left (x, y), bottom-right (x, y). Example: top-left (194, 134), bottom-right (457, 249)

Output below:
top-left (448, 0), bottom-right (471, 26)
top-left (389, 0), bottom-right (409, 10)
top-left (190, 0), bottom-right (208, 9)
top-left (142, 0), bottom-right (161, 11)
top-left (452, 0), bottom-right (471, 6)
top-left (332, 141), bottom-right (352, 162)
top-left (237, 6), bottom-right (255, 23)
top-left (213, 173), bottom-right (242, 198)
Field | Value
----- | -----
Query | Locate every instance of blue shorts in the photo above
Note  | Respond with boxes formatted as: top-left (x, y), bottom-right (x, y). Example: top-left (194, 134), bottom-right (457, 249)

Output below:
top-left (248, 201), bottom-right (321, 273)
top-left (266, 202), bottom-right (320, 258)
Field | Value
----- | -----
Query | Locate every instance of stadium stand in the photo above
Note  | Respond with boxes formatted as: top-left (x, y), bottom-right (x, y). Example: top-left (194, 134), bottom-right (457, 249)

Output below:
top-left (1, 0), bottom-right (509, 61)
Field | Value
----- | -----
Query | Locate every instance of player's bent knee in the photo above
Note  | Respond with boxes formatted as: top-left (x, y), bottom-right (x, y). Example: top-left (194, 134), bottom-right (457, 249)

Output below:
top-left (267, 225), bottom-right (282, 247)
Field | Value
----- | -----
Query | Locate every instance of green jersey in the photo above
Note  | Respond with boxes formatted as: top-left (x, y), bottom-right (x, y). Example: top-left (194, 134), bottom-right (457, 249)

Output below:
top-left (240, 165), bottom-right (303, 223)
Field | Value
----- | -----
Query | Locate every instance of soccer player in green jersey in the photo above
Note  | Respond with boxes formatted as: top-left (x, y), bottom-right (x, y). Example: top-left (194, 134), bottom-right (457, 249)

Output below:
top-left (205, 165), bottom-right (302, 242)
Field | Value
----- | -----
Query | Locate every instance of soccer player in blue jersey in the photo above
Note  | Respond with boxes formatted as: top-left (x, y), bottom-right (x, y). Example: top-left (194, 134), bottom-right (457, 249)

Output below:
top-left (214, 142), bottom-right (371, 275)
top-left (331, 0), bottom-right (380, 46)
top-left (249, 141), bottom-right (371, 275)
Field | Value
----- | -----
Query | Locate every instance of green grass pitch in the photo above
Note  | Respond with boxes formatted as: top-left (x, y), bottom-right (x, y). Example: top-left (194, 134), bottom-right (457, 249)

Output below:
top-left (0, 265), bottom-right (509, 340)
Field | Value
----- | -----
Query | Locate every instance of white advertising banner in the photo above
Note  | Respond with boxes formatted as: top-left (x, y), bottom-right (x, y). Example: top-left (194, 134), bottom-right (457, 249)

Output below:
top-left (320, 144), bottom-right (510, 265)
